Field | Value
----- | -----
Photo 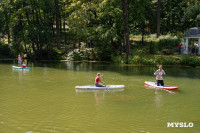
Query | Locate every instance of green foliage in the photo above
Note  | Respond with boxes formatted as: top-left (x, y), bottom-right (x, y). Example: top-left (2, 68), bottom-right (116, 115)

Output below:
top-left (0, 41), bottom-right (15, 57)
top-left (80, 50), bottom-right (90, 60)
top-left (161, 49), bottom-right (172, 55)
top-left (182, 3), bottom-right (200, 28)
top-left (111, 54), bottom-right (200, 66)
top-left (111, 54), bottom-right (126, 64)
top-left (94, 43), bottom-right (115, 61)
top-left (0, 0), bottom-right (199, 62)
top-left (46, 48), bottom-right (64, 60)
top-left (67, 51), bottom-right (83, 61)
top-left (128, 55), bottom-right (155, 65)
top-left (180, 56), bottom-right (200, 66)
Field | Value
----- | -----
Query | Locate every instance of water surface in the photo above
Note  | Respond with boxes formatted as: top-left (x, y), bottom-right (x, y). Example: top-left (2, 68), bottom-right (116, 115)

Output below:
top-left (0, 61), bottom-right (199, 133)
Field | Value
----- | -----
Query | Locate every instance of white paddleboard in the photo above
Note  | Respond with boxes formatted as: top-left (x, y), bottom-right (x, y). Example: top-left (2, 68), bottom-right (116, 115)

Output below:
top-left (12, 66), bottom-right (31, 70)
top-left (75, 85), bottom-right (125, 89)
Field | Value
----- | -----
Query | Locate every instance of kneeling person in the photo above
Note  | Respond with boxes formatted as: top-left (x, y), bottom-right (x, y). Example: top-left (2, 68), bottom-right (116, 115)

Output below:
top-left (95, 73), bottom-right (104, 87)
top-left (22, 62), bottom-right (27, 68)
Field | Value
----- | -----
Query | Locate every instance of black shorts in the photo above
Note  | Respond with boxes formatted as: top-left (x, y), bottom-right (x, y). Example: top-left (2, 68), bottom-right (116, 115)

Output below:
top-left (157, 80), bottom-right (164, 86)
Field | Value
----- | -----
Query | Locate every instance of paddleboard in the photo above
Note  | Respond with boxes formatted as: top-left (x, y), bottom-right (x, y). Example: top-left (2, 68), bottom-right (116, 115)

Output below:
top-left (145, 81), bottom-right (178, 90)
top-left (12, 66), bottom-right (31, 70)
top-left (75, 85), bottom-right (125, 89)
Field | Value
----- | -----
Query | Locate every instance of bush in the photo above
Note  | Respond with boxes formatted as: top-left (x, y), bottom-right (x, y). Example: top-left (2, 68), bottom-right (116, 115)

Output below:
top-left (94, 45), bottom-right (114, 61)
top-left (129, 55), bottom-right (155, 65)
top-left (161, 49), bottom-right (172, 55)
top-left (67, 50), bottom-right (83, 61)
top-left (48, 48), bottom-right (65, 60)
top-left (80, 50), bottom-right (90, 60)
top-left (180, 56), bottom-right (200, 66)
top-left (111, 54), bottom-right (126, 64)
top-left (162, 57), bottom-right (177, 65)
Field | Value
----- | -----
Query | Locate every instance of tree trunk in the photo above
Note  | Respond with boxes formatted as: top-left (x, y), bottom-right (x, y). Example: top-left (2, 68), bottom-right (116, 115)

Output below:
top-left (122, 0), bottom-right (131, 61)
top-left (157, 0), bottom-right (161, 38)
top-left (63, 2), bottom-right (67, 46)
top-left (55, 0), bottom-right (61, 49)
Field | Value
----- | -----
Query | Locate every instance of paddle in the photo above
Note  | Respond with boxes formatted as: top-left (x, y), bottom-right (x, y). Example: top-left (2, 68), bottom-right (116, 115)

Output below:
top-left (102, 73), bottom-right (106, 87)
top-left (154, 74), bottom-right (166, 76)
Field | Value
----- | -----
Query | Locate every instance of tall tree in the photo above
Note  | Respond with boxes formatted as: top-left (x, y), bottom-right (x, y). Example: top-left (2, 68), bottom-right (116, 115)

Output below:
top-left (55, 0), bottom-right (61, 49)
top-left (157, 0), bottom-right (161, 38)
top-left (122, 0), bottom-right (131, 60)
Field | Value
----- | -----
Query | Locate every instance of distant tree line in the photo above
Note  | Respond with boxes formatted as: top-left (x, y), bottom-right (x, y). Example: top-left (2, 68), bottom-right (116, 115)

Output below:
top-left (0, 0), bottom-right (199, 60)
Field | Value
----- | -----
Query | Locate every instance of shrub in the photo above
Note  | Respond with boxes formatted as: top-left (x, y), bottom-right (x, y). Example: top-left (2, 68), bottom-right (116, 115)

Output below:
top-left (162, 57), bottom-right (177, 65)
top-left (180, 56), bottom-right (200, 66)
top-left (161, 49), bottom-right (172, 55)
top-left (111, 54), bottom-right (126, 64)
top-left (67, 50), bottom-right (83, 61)
top-left (80, 50), bottom-right (90, 60)
top-left (94, 46), bottom-right (114, 61)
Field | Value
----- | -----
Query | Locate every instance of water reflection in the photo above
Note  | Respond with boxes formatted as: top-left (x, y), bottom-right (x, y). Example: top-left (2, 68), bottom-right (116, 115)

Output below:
top-left (12, 68), bottom-right (30, 86)
top-left (145, 85), bottom-right (178, 94)
top-left (1, 60), bottom-right (200, 80)
top-left (145, 86), bottom-right (178, 108)
top-left (154, 90), bottom-right (163, 108)
top-left (94, 92), bottom-right (105, 105)
top-left (31, 61), bottom-right (200, 79)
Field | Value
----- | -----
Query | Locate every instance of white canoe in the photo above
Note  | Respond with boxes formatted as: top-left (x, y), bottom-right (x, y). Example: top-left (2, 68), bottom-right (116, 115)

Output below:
top-left (75, 85), bottom-right (125, 89)
top-left (12, 66), bottom-right (31, 70)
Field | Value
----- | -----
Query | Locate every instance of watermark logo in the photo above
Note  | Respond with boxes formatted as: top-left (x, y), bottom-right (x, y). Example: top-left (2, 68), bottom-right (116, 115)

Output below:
top-left (167, 122), bottom-right (193, 127)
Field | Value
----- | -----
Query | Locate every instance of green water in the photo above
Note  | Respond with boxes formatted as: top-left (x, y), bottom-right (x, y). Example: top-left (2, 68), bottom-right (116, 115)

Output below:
top-left (0, 61), bottom-right (200, 133)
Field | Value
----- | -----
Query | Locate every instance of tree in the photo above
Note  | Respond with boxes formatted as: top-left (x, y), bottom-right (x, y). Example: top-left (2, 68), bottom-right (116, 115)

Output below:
top-left (122, 0), bottom-right (131, 60)
top-left (54, 0), bottom-right (61, 49)
top-left (157, 0), bottom-right (161, 38)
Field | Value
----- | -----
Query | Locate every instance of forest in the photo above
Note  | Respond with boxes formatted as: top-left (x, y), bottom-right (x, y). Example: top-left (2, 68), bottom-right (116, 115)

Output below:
top-left (0, 0), bottom-right (200, 64)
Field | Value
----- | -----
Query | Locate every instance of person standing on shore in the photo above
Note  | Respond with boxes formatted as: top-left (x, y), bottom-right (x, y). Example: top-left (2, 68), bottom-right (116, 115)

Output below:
top-left (178, 43), bottom-right (182, 54)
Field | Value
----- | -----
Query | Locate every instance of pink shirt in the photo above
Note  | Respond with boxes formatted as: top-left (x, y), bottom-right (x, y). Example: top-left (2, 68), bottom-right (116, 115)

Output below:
top-left (18, 56), bottom-right (21, 61)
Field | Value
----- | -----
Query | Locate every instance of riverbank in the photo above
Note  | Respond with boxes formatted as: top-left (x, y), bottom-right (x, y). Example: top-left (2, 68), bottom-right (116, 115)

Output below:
top-left (111, 54), bottom-right (200, 66)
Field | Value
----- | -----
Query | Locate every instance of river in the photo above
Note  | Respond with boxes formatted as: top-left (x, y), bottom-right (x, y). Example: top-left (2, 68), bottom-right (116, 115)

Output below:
top-left (0, 60), bottom-right (199, 133)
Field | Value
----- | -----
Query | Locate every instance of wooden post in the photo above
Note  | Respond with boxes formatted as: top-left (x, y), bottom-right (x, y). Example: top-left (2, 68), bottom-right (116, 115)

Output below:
top-left (186, 38), bottom-right (188, 54)
top-left (198, 38), bottom-right (200, 55)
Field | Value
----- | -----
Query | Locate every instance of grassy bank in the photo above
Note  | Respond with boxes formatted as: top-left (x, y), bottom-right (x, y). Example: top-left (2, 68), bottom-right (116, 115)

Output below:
top-left (111, 54), bottom-right (200, 66)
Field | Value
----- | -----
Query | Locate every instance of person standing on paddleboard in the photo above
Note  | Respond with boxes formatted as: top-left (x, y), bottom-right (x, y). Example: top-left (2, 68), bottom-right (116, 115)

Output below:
top-left (18, 55), bottom-right (22, 66)
top-left (154, 65), bottom-right (166, 86)
top-left (95, 73), bottom-right (104, 87)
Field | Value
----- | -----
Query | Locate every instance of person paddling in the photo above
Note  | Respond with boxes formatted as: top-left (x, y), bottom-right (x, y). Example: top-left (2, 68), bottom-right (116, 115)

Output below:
top-left (154, 65), bottom-right (166, 86)
top-left (95, 73), bottom-right (104, 87)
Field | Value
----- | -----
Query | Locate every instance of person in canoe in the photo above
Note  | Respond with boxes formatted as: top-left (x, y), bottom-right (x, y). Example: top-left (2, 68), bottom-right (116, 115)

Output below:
top-left (18, 55), bottom-right (22, 66)
top-left (95, 73), bottom-right (104, 87)
top-left (154, 65), bottom-right (166, 86)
